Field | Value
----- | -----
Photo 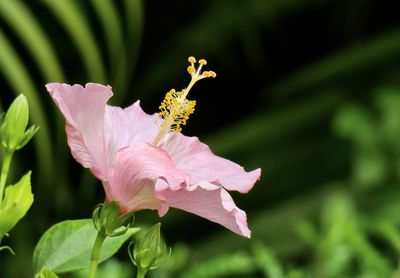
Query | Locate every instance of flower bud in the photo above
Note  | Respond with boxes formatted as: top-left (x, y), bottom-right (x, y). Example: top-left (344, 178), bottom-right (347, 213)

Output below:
top-left (0, 94), bottom-right (39, 151)
top-left (92, 201), bottom-right (134, 237)
top-left (128, 223), bottom-right (170, 273)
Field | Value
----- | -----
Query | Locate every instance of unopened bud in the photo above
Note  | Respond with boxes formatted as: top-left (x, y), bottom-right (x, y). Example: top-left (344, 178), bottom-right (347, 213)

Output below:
top-left (92, 201), bottom-right (134, 237)
top-left (0, 94), bottom-right (38, 151)
top-left (128, 223), bottom-right (170, 273)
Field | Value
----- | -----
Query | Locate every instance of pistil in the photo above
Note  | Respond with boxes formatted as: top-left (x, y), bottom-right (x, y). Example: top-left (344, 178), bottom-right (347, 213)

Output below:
top-left (152, 56), bottom-right (216, 145)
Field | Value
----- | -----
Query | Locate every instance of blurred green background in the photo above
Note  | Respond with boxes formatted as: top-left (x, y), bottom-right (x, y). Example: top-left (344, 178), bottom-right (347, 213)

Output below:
top-left (1, 0), bottom-right (400, 277)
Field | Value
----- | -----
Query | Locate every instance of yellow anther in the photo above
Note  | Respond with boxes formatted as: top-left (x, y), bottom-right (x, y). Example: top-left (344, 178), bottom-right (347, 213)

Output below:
top-left (186, 56), bottom-right (216, 83)
top-left (188, 56), bottom-right (196, 63)
top-left (202, 71), bottom-right (210, 77)
top-left (187, 66), bottom-right (195, 74)
top-left (199, 59), bottom-right (207, 65)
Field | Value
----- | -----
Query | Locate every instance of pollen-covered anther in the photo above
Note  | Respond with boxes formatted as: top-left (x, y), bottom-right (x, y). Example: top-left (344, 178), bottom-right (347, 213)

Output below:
top-left (187, 66), bottom-right (195, 74)
top-left (188, 56), bottom-right (196, 64)
top-left (199, 59), bottom-right (207, 65)
top-left (202, 71), bottom-right (210, 78)
top-left (202, 71), bottom-right (217, 78)
top-left (187, 56), bottom-right (216, 83)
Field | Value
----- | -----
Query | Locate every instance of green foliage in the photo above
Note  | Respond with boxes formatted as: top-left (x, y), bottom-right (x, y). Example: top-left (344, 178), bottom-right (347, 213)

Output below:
top-left (179, 252), bottom-right (255, 278)
top-left (334, 88), bottom-right (400, 188)
top-left (307, 193), bottom-right (391, 277)
top-left (32, 219), bottom-right (140, 274)
top-left (170, 243), bottom-right (296, 278)
top-left (0, 94), bottom-right (36, 255)
top-left (252, 244), bottom-right (284, 278)
top-left (0, 172), bottom-right (33, 241)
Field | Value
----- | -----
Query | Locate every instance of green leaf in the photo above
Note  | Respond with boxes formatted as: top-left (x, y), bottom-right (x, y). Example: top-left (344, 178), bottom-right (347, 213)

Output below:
top-left (0, 171), bottom-right (34, 237)
top-left (32, 219), bottom-right (140, 274)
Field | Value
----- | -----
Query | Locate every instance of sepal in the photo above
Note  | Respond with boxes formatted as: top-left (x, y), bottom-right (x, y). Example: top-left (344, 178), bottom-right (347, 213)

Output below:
top-left (16, 125), bottom-right (39, 150)
top-left (92, 201), bottom-right (135, 237)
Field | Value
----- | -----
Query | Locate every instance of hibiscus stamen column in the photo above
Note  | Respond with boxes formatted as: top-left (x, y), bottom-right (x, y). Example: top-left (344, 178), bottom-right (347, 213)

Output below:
top-left (152, 56), bottom-right (216, 145)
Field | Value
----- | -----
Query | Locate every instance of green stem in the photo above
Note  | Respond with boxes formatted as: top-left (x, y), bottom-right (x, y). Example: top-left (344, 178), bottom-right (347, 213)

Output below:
top-left (0, 150), bottom-right (13, 205)
top-left (136, 268), bottom-right (147, 278)
top-left (89, 230), bottom-right (107, 278)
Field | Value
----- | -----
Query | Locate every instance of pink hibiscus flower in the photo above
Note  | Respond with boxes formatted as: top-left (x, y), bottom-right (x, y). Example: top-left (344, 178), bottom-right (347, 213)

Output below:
top-left (46, 57), bottom-right (260, 237)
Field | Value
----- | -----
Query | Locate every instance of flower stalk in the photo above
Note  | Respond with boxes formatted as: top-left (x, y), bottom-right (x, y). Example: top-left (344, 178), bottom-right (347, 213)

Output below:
top-left (89, 229), bottom-right (106, 278)
top-left (89, 201), bottom-right (135, 277)
top-left (136, 268), bottom-right (147, 278)
top-left (0, 150), bottom-right (13, 206)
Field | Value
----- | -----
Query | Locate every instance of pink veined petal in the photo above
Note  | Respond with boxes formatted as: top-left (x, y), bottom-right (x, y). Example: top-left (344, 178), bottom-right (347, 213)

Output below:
top-left (46, 83), bottom-right (112, 180)
top-left (107, 142), bottom-right (189, 214)
top-left (104, 101), bottom-right (161, 168)
top-left (161, 133), bottom-right (261, 193)
top-left (157, 181), bottom-right (251, 238)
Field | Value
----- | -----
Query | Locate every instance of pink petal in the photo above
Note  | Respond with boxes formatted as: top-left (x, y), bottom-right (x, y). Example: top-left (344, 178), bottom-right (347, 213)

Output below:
top-left (47, 84), bottom-right (162, 180)
top-left (161, 133), bottom-right (261, 193)
top-left (107, 143), bottom-right (189, 214)
top-left (104, 101), bottom-right (161, 167)
top-left (157, 182), bottom-right (251, 237)
top-left (46, 83), bottom-right (112, 179)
